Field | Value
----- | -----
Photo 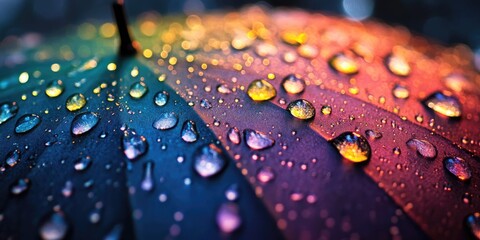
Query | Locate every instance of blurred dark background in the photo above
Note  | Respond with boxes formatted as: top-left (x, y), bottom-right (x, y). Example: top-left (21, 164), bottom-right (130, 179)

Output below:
top-left (0, 0), bottom-right (479, 51)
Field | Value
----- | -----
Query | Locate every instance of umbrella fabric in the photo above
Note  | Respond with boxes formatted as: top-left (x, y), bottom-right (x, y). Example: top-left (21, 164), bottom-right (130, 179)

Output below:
top-left (0, 5), bottom-right (479, 240)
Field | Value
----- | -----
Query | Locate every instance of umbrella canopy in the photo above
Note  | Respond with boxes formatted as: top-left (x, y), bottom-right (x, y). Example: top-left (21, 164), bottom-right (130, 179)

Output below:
top-left (0, 2), bottom-right (479, 239)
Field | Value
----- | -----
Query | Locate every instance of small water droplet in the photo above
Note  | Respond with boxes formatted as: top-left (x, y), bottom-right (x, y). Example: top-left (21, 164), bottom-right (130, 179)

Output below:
top-left (217, 84), bottom-right (232, 94)
top-left (62, 181), bottom-right (74, 198)
top-left (200, 99), bottom-right (212, 109)
top-left (256, 166), bottom-right (275, 183)
top-left (181, 120), bottom-right (199, 143)
top-left (39, 211), bottom-right (69, 240)
top-left (216, 203), bottom-right (242, 234)
top-left (5, 149), bottom-right (20, 167)
top-left (225, 184), bottom-right (240, 201)
top-left (281, 74), bottom-right (306, 94)
top-left (465, 212), bottom-right (480, 239)
top-left (45, 80), bottom-right (64, 98)
top-left (154, 91), bottom-right (169, 106)
top-left (11, 178), bottom-right (30, 195)
top-left (0, 102), bottom-right (18, 125)
top-left (247, 80), bottom-right (276, 101)
top-left (227, 127), bottom-right (241, 145)
top-left (287, 99), bottom-right (315, 120)
top-left (74, 156), bottom-right (92, 171)
top-left (329, 53), bottom-right (359, 75)
top-left (66, 93), bottom-right (87, 112)
top-left (393, 147), bottom-right (401, 156)
top-left (244, 129), bottom-right (275, 150)
top-left (422, 91), bottom-right (462, 118)
top-left (443, 74), bottom-right (475, 92)
top-left (406, 138), bottom-right (437, 159)
top-left (129, 82), bottom-right (148, 99)
top-left (153, 112), bottom-right (178, 130)
top-left (321, 105), bottom-right (332, 115)
top-left (122, 129), bottom-right (148, 160)
top-left (443, 156), bottom-right (471, 181)
top-left (297, 44), bottom-right (318, 58)
top-left (385, 54), bottom-right (410, 77)
top-left (193, 144), bottom-right (227, 178)
top-left (392, 84), bottom-right (409, 99)
top-left (463, 192), bottom-right (473, 204)
top-left (71, 112), bottom-right (100, 136)
top-left (365, 129), bottom-right (382, 140)
top-left (15, 114), bottom-right (41, 133)
top-left (141, 161), bottom-right (154, 192)
top-left (331, 132), bottom-right (371, 163)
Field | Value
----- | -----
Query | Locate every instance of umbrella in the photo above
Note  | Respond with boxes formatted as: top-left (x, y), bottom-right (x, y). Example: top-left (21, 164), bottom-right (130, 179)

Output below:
top-left (0, 1), bottom-right (479, 239)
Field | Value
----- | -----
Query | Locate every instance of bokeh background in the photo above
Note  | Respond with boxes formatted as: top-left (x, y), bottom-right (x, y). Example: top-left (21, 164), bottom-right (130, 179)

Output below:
top-left (0, 0), bottom-right (479, 50)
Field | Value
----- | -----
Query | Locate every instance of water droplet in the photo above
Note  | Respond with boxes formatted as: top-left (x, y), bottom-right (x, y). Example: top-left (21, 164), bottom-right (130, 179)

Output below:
top-left (287, 99), bottom-right (315, 120)
top-left (406, 138), bottom-right (437, 159)
top-left (256, 166), bottom-right (275, 183)
top-left (365, 129), bottom-right (382, 140)
top-left (216, 203), bottom-right (242, 233)
top-left (385, 54), bottom-right (410, 77)
top-left (62, 181), bottom-right (74, 198)
top-left (15, 114), bottom-right (41, 133)
top-left (393, 147), bottom-right (401, 156)
top-left (122, 129), bottom-right (148, 160)
top-left (297, 44), bottom-right (318, 58)
top-left (154, 91), bottom-right (169, 106)
top-left (129, 82), bottom-right (148, 99)
top-left (193, 144), bottom-right (227, 178)
top-left (321, 105), bottom-right (332, 115)
top-left (200, 99), bottom-right (212, 109)
top-left (74, 156), bottom-right (92, 171)
top-left (443, 74), bottom-right (475, 92)
top-left (255, 43), bottom-right (277, 57)
top-left (244, 129), bottom-right (275, 150)
top-left (225, 184), bottom-right (240, 201)
top-left (329, 53), bottom-right (359, 75)
top-left (463, 192), bottom-right (473, 204)
top-left (281, 74), bottom-right (306, 94)
top-left (39, 211), bottom-right (68, 240)
top-left (11, 178), bottom-right (30, 195)
top-left (247, 80), bottom-right (276, 101)
top-left (443, 156), bottom-right (471, 181)
top-left (422, 91), bottom-right (462, 118)
top-left (227, 127), bottom-right (241, 145)
top-left (181, 120), bottom-right (198, 143)
top-left (0, 102), bottom-right (18, 125)
top-left (71, 112), bottom-right (100, 136)
top-left (465, 212), bottom-right (480, 239)
top-left (141, 161), bottom-right (154, 192)
top-left (217, 84), bottom-right (232, 94)
top-left (66, 93), bottom-right (87, 112)
top-left (5, 149), bottom-right (20, 167)
top-left (392, 84), bottom-right (409, 99)
top-left (45, 80), bottom-right (64, 98)
top-left (152, 112), bottom-right (178, 130)
top-left (331, 132), bottom-right (371, 163)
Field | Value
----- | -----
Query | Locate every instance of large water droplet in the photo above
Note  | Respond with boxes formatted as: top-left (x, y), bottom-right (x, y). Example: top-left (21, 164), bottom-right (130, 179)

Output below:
top-left (5, 149), bottom-right (21, 167)
top-left (227, 127), bottom-right (241, 145)
top-left (154, 91), bottom-right (169, 106)
top-left (141, 161), bottom-right (154, 192)
top-left (39, 211), bottom-right (69, 240)
top-left (244, 129), bottom-right (275, 150)
top-left (392, 84), bottom-right (409, 99)
top-left (256, 166), bottom-right (275, 183)
top-left (129, 82), bottom-right (148, 99)
top-left (443, 156), bottom-right (471, 181)
top-left (122, 129), bottom-right (148, 160)
top-left (71, 112), bottom-right (100, 136)
top-left (422, 91), bottom-right (462, 118)
top-left (0, 102), bottom-right (18, 125)
top-left (465, 212), bottom-right (480, 239)
top-left (15, 114), bottom-right (41, 133)
top-left (329, 53), bottom-right (359, 75)
top-left (247, 80), bottom-right (276, 101)
top-left (11, 178), bottom-right (30, 195)
top-left (281, 74), bottom-right (306, 94)
top-left (193, 144), bottom-right (227, 178)
top-left (66, 93), bottom-right (87, 112)
top-left (45, 80), bottom-right (64, 98)
top-left (181, 120), bottom-right (199, 143)
top-left (287, 99), bottom-right (315, 120)
top-left (74, 156), bottom-right (92, 171)
top-left (406, 138), bottom-right (437, 159)
top-left (216, 203), bottom-right (242, 233)
top-left (152, 112), bottom-right (178, 130)
top-left (385, 54), bottom-right (411, 77)
top-left (331, 132), bottom-right (371, 163)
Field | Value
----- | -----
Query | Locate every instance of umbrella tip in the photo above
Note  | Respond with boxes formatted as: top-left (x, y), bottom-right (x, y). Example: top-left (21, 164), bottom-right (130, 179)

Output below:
top-left (112, 0), bottom-right (137, 56)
